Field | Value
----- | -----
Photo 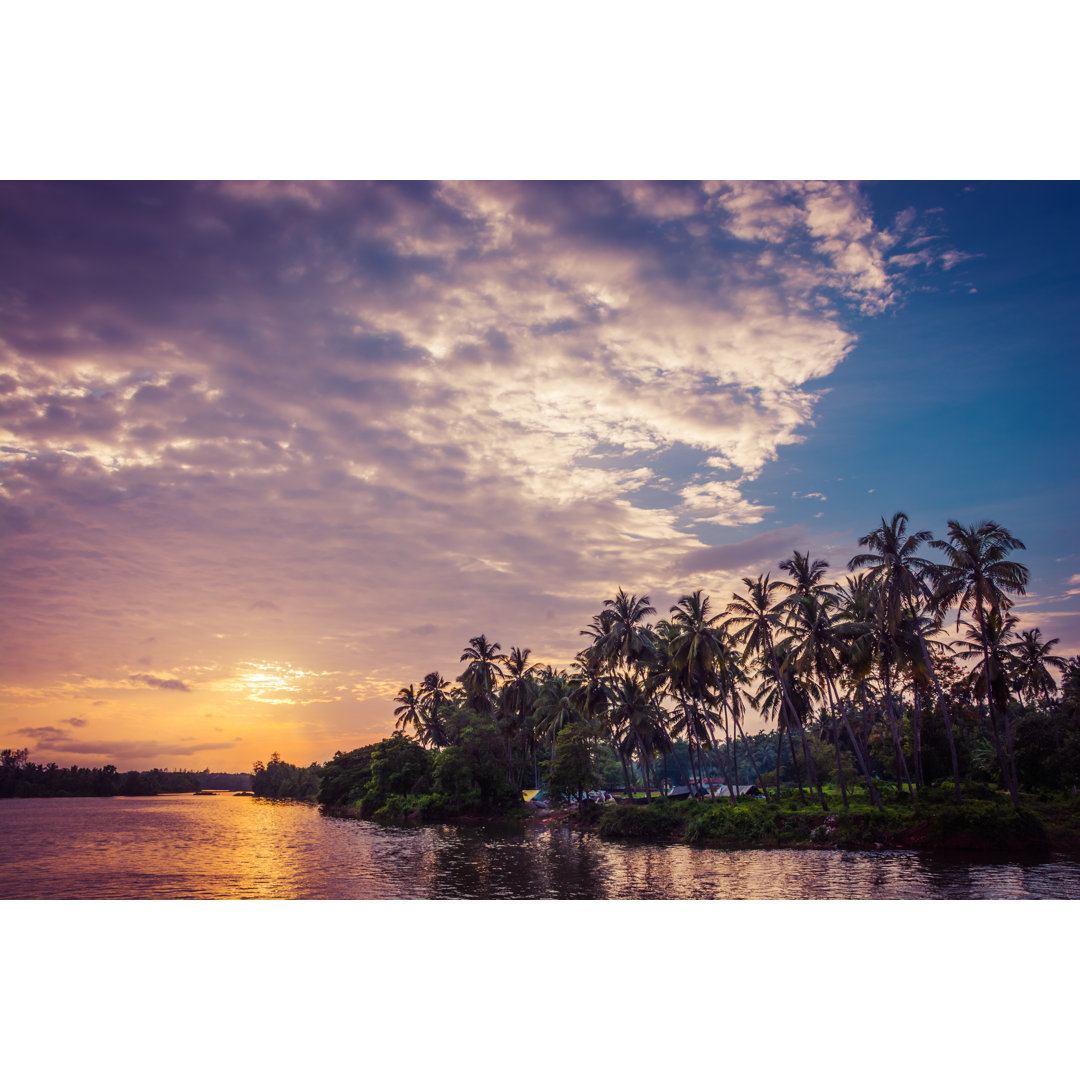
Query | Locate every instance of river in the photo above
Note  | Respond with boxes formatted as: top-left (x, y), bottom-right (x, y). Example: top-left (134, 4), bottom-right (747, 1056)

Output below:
top-left (2, 792), bottom-right (1079, 899)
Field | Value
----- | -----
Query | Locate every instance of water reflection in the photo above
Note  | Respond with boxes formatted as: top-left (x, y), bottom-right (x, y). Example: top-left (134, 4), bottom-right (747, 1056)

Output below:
top-left (2, 794), bottom-right (1079, 899)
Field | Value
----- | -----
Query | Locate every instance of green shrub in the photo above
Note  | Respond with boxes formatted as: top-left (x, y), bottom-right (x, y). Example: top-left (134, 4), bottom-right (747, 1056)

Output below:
top-left (683, 803), bottom-right (779, 847)
top-left (598, 801), bottom-right (685, 840)
top-left (372, 793), bottom-right (409, 823)
top-left (920, 802), bottom-right (1048, 849)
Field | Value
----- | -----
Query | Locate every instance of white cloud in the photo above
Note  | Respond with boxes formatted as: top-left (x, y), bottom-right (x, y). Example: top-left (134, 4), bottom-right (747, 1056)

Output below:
top-left (679, 480), bottom-right (772, 526)
top-left (940, 249), bottom-right (976, 270)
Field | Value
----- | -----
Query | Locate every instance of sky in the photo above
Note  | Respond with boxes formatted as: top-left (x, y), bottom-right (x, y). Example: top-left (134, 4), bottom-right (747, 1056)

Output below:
top-left (1, 180), bottom-right (1077, 773)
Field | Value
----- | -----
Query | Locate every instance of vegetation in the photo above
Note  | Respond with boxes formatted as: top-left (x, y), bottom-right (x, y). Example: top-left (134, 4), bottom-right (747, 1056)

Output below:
top-left (600, 785), bottom-right (1070, 855)
top-left (250, 753), bottom-right (320, 800)
top-left (318, 725), bottom-right (521, 822)
top-left (0, 751), bottom-right (252, 797)
top-left (318, 512), bottom-right (1080, 849)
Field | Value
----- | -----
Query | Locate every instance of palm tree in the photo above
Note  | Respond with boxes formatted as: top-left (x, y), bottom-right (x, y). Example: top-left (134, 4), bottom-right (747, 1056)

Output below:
top-left (1010, 629), bottom-right (1067, 708)
top-left (578, 590), bottom-right (663, 796)
top-left (418, 671), bottom-right (452, 748)
top-left (897, 608), bottom-right (952, 791)
top-left (668, 698), bottom-right (718, 795)
top-left (725, 574), bottom-right (827, 808)
top-left (569, 650), bottom-right (611, 727)
top-left (533, 668), bottom-right (582, 763)
top-left (778, 550), bottom-right (830, 600)
top-left (499, 647), bottom-right (541, 786)
top-left (1009, 626), bottom-right (1069, 770)
top-left (667, 590), bottom-right (732, 800)
top-left (713, 636), bottom-right (771, 801)
top-left (393, 684), bottom-right (423, 739)
top-left (578, 610), bottom-right (616, 656)
top-left (931, 520), bottom-right (1029, 807)
top-left (785, 589), bottom-right (883, 810)
top-left (834, 574), bottom-right (911, 794)
top-left (593, 588), bottom-right (657, 675)
top-left (668, 591), bottom-right (725, 682)
top-left (778, 552), bottom-right (853, 805)
top-left (850, 512), bottom-right (963, 802)
top-left (750, 642), bottom-right (814, 800)
top-left (956, 609), bottom-right (1021, 782)
top-left (608, 673), bottom-right (665, 800)
top-left (459, 634), bottom-right (507, 718)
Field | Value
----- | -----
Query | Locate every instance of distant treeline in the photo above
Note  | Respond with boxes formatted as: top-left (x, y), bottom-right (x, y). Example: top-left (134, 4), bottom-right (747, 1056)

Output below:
top-left (251, 753), bottom-right (320, 800)
top-left (0, 749), bottom-right (252, 798)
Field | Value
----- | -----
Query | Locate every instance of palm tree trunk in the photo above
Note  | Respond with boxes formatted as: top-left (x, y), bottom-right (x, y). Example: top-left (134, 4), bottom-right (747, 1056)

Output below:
top-left (706, 708), bottom-right (735, 804)
top-left (769, 645), bottom-right (826, 809)
top-left (978, 614), bottom-right (1020, 808)
top-left (687, 720), bottom-right (701, 796)
top-left (775, 722), bottom-right (785, 801)
top-left (636, 732), bottom-right (652, 802)
top-left (619, 752), bottom-right (634, 799)
top-left (858, 681), bottom-right (900, 795)
top-left (785, 724), bottom-right (804, 802)
top-left (669, 735), bottom-right (690, 789)
top-left (828, 675), bottom-right (882, 810)
top-left (882, 663), bottom-right (916, 804)
top-left (910, 616), bottom-right (963, 805)
top-left (725, 712), bottom-right (738, 803)
top-left (1003, 702), bottom-right (1020, 796)
top-left (796, 722), bottom-right (827, 811)
top-left (697, 698), bottom-right (726, 802)
top-left (912, 680), bottom-right (924, 791)
top-left (733, 713), bottom-right (770, 802)
top-left (825, 695), bottom-right (849, 811)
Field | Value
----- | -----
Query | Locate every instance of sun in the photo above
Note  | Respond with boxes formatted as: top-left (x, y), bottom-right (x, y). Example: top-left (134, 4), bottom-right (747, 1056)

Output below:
top-left (235, 661), bottom-right (312, 704)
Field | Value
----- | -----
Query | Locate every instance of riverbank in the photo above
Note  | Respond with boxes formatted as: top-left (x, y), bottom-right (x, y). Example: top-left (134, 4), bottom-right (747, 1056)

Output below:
top-left (557, 787), bottom-right (1080, 858)
top-left (322, 784), bottom-right (1080, 857)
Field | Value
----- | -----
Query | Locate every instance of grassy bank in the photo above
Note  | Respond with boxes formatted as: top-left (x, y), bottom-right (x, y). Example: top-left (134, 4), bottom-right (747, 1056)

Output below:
top-left (589, 786), bottom-right (1080, 856)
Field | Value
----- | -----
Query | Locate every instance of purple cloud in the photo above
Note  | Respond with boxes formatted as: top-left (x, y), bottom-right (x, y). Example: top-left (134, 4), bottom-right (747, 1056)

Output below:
top-left (18, 733), bottom-right (241, 759)
top-left (129, 674), bottom-right (192, 693)
top-left (678, 527), bottom-right (810, 575)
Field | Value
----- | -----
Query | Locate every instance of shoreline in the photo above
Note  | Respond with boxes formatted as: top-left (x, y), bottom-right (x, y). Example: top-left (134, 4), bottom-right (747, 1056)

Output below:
top-left (322, 793), bottom-right (1080, 860)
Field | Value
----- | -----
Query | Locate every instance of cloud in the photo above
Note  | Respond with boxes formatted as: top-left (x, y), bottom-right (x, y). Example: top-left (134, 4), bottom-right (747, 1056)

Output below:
top-left (679, 480), bottom-right (772, 525)
top-left (129, 674), bottom-right (192, 693)
top-left (13, 726), bottom-right (68, 739)
top-left (940, 249), bottom-right (976, 271)
top-left (678, 526), bottom-right (809, 574)
top-left (888, 251), bottom-right (935, 269)
top-left (883, 205), bottom-right (978, 281)
top-left (792, 491), bottom-right (827, 500)
top-left (64, 716), bottom-right (88, 727)
top-left (14, 733), bottom-right (241, 758)
top-left (0, 181), bottom-right (929, 762)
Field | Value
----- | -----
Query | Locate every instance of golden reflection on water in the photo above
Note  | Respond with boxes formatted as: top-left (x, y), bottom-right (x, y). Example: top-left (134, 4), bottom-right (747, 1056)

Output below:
top-left (2, 795), bottom-right (1079, 899)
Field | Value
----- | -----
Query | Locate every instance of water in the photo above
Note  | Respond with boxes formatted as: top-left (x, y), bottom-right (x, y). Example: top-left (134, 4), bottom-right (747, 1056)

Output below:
top-left (2, 793), bottom-right (1079, 899)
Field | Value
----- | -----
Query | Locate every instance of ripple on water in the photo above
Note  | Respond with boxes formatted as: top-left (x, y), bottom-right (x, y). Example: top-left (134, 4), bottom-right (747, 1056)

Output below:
top-left (2, 796), bottom-right (1079, 899)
